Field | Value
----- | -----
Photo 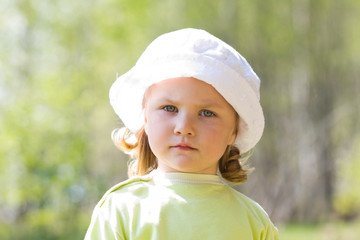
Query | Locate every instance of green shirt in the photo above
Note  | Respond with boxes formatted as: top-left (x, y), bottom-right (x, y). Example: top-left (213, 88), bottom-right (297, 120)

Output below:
top-left (85, 170), bottom-right (278, 240)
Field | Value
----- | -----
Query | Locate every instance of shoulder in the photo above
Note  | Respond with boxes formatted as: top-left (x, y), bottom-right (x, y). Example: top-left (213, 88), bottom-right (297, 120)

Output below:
top-left (227, 186), bottom-right (274, 222)
top-left (227, 187), bottom-right (278, 237)
top-left (97, 174), bottom-right (153, 208)
top-left (85, 175), bottom-right (154, 239)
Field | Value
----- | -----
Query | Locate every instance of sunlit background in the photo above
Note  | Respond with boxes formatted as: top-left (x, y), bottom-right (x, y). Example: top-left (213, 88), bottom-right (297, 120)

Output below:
top-left (1, 0), bottom-right (360, 239)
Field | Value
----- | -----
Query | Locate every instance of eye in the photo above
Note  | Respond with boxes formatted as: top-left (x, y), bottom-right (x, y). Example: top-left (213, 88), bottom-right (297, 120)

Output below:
top-left (200, 110), bottom-right (215, 117)
top-left (163, 105), bottom-right (178, 112)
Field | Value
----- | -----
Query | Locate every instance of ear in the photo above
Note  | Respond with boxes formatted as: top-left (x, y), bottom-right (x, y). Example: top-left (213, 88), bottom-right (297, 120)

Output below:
top-left (228, 115), bottom-right (239, 145)
top-left (143, 111), bottom-right (149, 134)
top-left (227, 131), bottom-right (237, 145)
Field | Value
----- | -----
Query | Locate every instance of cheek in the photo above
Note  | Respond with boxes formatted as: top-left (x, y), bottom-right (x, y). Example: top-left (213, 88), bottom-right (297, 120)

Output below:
top-left (146, 115), bottom-right (172, 143)
top-left (206, 123), bottom-right (236, 146)
top-left (144, 108), bottom-right (162, 135)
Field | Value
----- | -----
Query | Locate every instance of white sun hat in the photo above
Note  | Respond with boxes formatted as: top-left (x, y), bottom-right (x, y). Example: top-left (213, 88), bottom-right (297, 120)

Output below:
top-left (109, 28), bottom-right (264, 153)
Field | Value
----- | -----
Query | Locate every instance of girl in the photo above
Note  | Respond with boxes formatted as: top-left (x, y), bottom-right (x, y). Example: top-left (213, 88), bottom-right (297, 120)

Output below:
top-left (85, 28), bottom-right (278, 240)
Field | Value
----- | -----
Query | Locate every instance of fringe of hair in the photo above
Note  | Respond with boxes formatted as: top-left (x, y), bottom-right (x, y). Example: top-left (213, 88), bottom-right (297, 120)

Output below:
top-left (112, 127), bottom-right (253, 183)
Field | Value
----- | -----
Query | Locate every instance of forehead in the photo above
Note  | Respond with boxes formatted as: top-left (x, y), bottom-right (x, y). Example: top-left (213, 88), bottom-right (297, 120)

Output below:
top-left (144, 77), bottom-right (227, 104)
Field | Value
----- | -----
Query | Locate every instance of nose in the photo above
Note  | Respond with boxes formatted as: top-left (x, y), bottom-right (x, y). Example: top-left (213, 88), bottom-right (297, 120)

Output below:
top-left (174, 113), bottom-right (195, 136)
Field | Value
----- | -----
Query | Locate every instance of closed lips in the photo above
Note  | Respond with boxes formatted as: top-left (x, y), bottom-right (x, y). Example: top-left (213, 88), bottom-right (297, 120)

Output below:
top-left (173, 144), bottom-right (196, 150)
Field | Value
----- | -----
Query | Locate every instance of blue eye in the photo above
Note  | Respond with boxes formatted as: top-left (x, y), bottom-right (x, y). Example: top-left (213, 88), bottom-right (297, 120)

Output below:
top-left (201, 110), bottom-right (215, 117)
top-left (163, 105), bottom-right (177, 112)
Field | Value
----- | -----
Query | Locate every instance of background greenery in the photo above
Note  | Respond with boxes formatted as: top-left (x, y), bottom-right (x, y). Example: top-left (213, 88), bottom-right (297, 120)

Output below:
top-left (1, 0), bottom-right (359, 239)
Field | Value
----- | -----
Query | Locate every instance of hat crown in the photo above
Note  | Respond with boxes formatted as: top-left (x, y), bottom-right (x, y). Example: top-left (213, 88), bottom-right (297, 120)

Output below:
top-left (136, 28), bottom-right (260, 99)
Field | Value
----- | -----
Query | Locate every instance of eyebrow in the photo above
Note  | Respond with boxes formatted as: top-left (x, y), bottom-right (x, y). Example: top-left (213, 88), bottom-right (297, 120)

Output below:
top-left (159, 97), bottom-right (224, 109)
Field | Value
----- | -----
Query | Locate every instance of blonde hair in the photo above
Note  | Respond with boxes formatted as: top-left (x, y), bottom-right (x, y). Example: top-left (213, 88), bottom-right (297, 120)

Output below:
top-left (112, 127), bottom-right (252, 184)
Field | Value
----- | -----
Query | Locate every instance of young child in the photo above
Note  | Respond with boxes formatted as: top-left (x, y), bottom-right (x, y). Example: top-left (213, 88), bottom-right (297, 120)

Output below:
top-left (85, 28), bottom-right (278, 240)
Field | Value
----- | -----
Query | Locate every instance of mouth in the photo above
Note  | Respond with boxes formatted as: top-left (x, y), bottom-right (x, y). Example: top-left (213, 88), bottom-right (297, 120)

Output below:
top-left (172, 144), bottom-right (196, 151)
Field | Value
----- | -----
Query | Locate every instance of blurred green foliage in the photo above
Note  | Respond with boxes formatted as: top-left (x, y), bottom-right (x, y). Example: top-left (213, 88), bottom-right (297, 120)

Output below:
top-left (280, 219), bottom-right (360, 240)
top-left (0, 0), bottom-right (360, 239)
top-left (334, 139), bottom-right (360, 218)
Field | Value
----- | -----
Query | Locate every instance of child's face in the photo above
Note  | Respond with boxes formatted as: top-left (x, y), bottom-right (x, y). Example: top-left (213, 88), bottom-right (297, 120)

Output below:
top-left (144, 77), bottom-right (237, 175)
